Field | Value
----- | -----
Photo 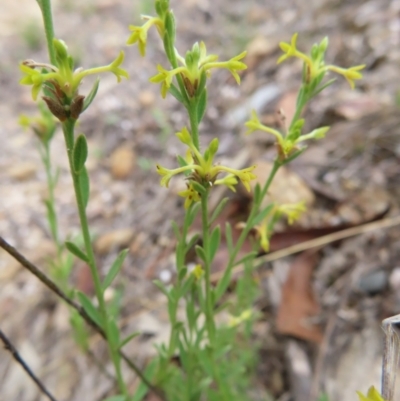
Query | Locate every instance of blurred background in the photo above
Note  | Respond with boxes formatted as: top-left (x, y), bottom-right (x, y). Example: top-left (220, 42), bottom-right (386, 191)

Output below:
top-left (1, 0), bottom-right (400, 400)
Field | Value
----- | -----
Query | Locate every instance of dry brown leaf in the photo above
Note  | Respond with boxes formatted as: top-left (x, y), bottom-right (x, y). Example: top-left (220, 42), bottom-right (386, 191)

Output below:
top-left (276, 251), bottom-right (323, 343)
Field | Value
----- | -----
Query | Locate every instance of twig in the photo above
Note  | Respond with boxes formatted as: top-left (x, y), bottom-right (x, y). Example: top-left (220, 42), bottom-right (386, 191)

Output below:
top-left (211, 214), bottom-right (400, 281)
top-left (0, 236), bottom-right (164, 400)
top-left (382, 315), bottom-right (400, 401)
top-left (0, 329), bottom-right (59, 401)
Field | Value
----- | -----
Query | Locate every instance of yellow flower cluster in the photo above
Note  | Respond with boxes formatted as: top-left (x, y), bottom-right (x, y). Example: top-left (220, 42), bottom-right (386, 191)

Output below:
top-left (20, 39), bottom-right (128, 101)
top-left (357, 387), bottom-right (386, 401)
top-left (150, 42), bottom-right (247, 98)
top-left (278, 33), bottom-right (365, 89)
top-left (156, 127), bottom-right (257, 208)
top-left (253, 202), bottom-right (306, 252)
top-left (245, 110), bottom-right (329, 158)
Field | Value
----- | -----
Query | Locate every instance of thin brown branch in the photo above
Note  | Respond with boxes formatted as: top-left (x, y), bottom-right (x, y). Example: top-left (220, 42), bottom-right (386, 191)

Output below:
top-left (0, 329), bottom-right (59, 401)
top-left (0, 236), bottom-right (164, 400)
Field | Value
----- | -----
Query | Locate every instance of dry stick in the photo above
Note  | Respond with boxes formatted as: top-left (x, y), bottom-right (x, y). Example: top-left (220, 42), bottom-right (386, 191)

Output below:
top-left (0, 329), bottom-right (59, 401)
top-left (211, 214), bottom-right (400, 282)
top-left (382, 315), bottom-right (400, 401)
top-left (0, 236), bottom-right (164, 400)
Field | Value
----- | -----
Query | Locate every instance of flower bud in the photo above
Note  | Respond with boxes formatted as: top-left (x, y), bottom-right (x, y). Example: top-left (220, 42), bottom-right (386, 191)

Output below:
top-left (42, 96), bottom-right (68, 122)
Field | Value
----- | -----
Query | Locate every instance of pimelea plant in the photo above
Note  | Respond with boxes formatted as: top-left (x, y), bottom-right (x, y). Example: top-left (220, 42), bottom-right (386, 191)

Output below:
top-left (11, 0), bottom-right (373, 400)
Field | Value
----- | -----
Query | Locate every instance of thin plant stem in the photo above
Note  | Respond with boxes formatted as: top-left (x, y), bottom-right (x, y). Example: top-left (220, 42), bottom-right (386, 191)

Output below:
top-left (217, 160), bottom-right (281, 297)
top-left (200, 190), bottom-right (216, 344)
top-left (36, 0), bottom-right (57, 65)
top-left (0, 329), bottom-right (59, 401)
top-left (188, 98), bottom-right (200, 151)
top-left (61, 119), bottom-right (128, 398)
top-left (42, 143), bottom-right (62, 261)
top-left (0, 236), bottom-right (162, 397)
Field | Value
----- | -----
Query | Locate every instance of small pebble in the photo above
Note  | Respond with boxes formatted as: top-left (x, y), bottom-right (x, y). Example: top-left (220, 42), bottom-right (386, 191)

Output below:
top-left (358, 270), bottom-right (388, 294)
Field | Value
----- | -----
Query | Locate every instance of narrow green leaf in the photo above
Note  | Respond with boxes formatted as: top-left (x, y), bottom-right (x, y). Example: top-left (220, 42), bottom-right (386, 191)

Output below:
top-left (195, 245), bottom-right (207, 263)
top-left (77, 291), bottom-right (102, 328)
top-left (312, 78), bottom-right (336, 97)
top-left (44, 199), bottom-right (57, 241)
top-left (210, 197), bottom-right (229, 225)
top-left (186, 203), bottom-right (201, 228)
top-left (178, 267), bottom-right (187, 282)
top-left (82, 78), bottom-right (100, 112)
top-left (185, 233), bottom-right (200, 255)
top-left (132, 358), bottom-right (159, 401)
top-left (69, 309), bottom-right (89, 351)
top-left (102, 249), bottom-right (128, 291)
top-left (72, 134), bottom-right (88, 174)
top-left (209, 226), bottom-right (221, 262)
top-left (119, 331), bottom-right (140, 349)
top-left (197, 88), bottom-right (207, 123)
top-left (186, 298), bottom-right (196, 332)
top-left (108, 319), bottom-right (120, 349)
top-left (282, 147), bottom-right (306, 165)
top-left (234, 251), bottom-right (258, 267)
top-left (253, 183), bottom-right (261, 205)
top-left (214, 300), bottom-right (231, 315)
top-left (180, 274), bottom-right (195, 298)
top-left (171, 220), bottom-right (181, 241)
top-left (78, 166), bottom-right (90, 208)
top-left (177, 154), bottom-right (189, 168)
top-left (169, 84), bottom-right (184, 103)
top-left (153, 279), bottom-right (169, 297)
top-left (225, 222), bottom-right (233, 253)
top-left (190, 180), bottom-right (206, 195)
top-left (215, 270), bottom-right (232, 303)
top-left (65, 241), bottom-right (89, 263)
top-left (252, 204), bottom-right (274, 227)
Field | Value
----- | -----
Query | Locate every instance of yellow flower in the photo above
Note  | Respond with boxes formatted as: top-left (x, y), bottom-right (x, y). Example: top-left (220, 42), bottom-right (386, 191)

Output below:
top-left (127, 16), bottom-right (164, 56)
top-left (327, 64), bottom-right (365, 89)
top-left (178, 183), bottom-right (201, 209)
top-left (277, 202), bottom-right (306, 225)
top-left (20, 40), bottom-right (128, 101)
top-left (150, 41), bottom-right (247, 98)
top-left (277, 33), bottom-right (365, 89)
top-left (191, 264), bottom-right (204, 280)
top-left (214, 174), bottom-right (238, 192)
top-left (253, 222), bottom-right (270, 252)
top-left (277, 33), bottom-right (313, 71)
top-left (157, 127), bottom-right (256, 198)
top-left (357, 386), bottom-right (386, 401)
top-left (245, 110), bottom-right (330, 158)
top-left (228, 309), bottom-right (253, 327)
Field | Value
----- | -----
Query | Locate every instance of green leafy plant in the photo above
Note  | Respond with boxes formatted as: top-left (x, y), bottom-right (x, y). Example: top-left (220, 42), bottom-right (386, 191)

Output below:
top-left (15, 0), bottom-right (368, 400)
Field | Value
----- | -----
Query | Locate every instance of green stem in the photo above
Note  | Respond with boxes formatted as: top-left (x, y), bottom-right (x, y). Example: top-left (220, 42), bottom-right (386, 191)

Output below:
top-left (61, 119), bottom-right (128, 398)
top-left (36, 0), bottom-right (57, 65)
top-left (200, 191), bottom-right (216, 345)
top-left (188, 99), bottom-right (200, 151)
top-left (217, 160), bottom-right (281, 300)
top-left (42, 143), bottom-right (61, 255)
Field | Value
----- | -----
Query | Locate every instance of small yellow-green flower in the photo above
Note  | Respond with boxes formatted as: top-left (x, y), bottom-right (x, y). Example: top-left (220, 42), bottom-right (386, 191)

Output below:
top-left (357, 386), bottom-right (386, 401)
top-left (126, 16), bottom-right (164, 56)
top-left (326, 64), bottom-right (365, 90)
top-left (253, 220), bottom-right (271, 252)
top-left (245, 110), bottom-right (329, 158)
top-left (277, 33), bottom-right (365, 89)
top-left (156, 127), bottom-right (257, 201)
top-left (228, 309), bottom-right (253, 328)
top-left (277, 202), bottom-right (306, 225)
top-left (19, 102), bottom-right (57, 143)
top-left (150, 41), bottom-right (247, 98)
top-left (20, 39), bottom-right (128, 101)
top-left (191, 264), bottom-right (204, 280)
top-left (178, 183), bottom-right (201, 209)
